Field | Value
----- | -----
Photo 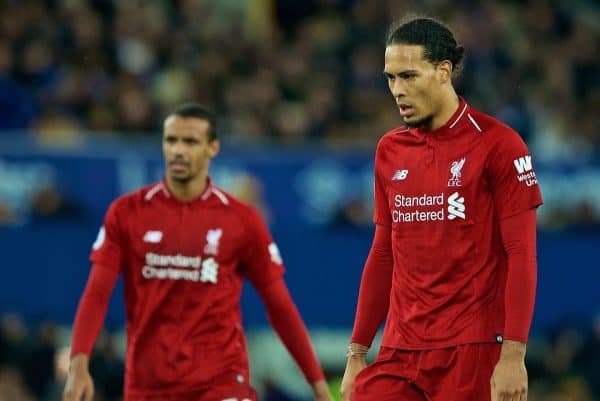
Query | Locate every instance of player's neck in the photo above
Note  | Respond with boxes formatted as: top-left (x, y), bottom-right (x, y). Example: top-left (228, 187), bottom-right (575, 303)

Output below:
top-left (166, 173), bottom-right (209, 202)
top-left (430, 89), bottom-right (460, 131)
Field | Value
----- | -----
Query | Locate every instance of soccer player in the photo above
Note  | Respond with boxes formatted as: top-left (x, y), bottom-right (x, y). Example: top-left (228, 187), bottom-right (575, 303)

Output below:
top-left (340, 17), bottom-right (543, 401)
top-left (63, 104), bottom-right (333, 401)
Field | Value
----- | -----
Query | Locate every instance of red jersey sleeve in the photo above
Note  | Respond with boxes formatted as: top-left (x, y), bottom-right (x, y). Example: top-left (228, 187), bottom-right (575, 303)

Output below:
top-left (500, 209), bottom-right (538, 342)
top-left (70, 263), bottom-right (119, 357)
top-left (373, 140), bottom-right (392, 226)
top-left (256, 278), bottom-right (325, 383)
top-left (89, 199), bottom-right (126, 273)
top-left (350, 224), bottom-right (394, 347)
top-left (72, 199), bottom-right (127, 357)
top-left (487, 129), bottom-right (543, 219)
top-left (240, 207), bottom-right (285, 289)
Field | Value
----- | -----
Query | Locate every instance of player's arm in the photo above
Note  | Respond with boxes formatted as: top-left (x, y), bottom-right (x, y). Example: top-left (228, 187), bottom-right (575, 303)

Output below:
top-left (240, 207), bottom-right (332, 400)
top-left (255, 278), bottom-right (332, 400)
top-left (340, 224), bottom-right (393, 401)
top-left (64, 201), bottom-right (125, 401)
top-left (341, 139), bottom-right (394, 401)
top-left (64, 264), bottom-right (119, 401)
top-left (349, 224), bottom-right (394, 348)
top-left (485, 129), bottom-right (542, 401)
top-left (490, 209), bottom-right (537, 401)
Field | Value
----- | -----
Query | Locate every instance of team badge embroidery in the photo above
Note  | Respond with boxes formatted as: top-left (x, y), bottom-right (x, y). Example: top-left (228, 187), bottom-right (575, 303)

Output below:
top-left (448, 158), bottom-right (466, 187)
top-left (204, 228), bottom-right (223, 255)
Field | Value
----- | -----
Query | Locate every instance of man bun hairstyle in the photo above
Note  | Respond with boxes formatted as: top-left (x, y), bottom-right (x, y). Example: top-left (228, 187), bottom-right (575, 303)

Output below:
top-left (170, 103), bottom-right (217, 141)
top-left (386, 17), bottom-right (465, 76)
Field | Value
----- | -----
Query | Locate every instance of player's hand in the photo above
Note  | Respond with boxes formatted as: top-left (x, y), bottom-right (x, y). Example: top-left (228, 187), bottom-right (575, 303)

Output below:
top-left (490, 341), bottom-right (528, 401)
top-left (311, 379), bottom-right (334, 401)
top-left (63, 354), bottom-right (94, 401)
top-left (340, 354), bottom-right (367, 401)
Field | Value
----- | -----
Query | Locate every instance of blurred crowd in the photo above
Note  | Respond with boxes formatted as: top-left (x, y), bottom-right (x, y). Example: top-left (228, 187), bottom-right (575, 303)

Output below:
top-left (0, 0), bottom-right (597, 156)
top-left (0, 313), bottom-right (599, 401)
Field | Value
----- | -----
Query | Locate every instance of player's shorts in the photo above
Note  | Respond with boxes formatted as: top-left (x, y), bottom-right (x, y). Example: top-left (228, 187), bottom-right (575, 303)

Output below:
top-left (352, 343), bottom-right (502, 401)
top-left (126, 371), bottom-right (257, 401)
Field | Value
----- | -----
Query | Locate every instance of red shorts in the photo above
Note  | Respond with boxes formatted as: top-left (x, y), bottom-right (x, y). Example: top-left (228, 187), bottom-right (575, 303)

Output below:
top-left (353, 343), bottom-right (501, 401)
top-left (126, 372), bottom-right (257, 401)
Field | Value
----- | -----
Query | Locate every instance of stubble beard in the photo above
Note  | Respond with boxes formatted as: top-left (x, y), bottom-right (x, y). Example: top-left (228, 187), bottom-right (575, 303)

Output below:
top-left (170, 173), bottom-right (194, 184)
top-left (168, 168), bottom-right (194, 184)
top-left (404, 114), bottom-right (434, 129)
top-left (172, 176), bottom-right (191, 184)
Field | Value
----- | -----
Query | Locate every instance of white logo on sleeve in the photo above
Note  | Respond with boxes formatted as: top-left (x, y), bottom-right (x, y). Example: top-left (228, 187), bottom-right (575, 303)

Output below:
top-left (392, 169), bottom-right (409, 181)
top-left (513, 155), bottom-right (538, 187)
top-left (513, 156), bottom-right (532, 173)
top-left (92, 227), bottom-right (105, 250)
top-left (448, 158), bottom-right (466, 187)
top-left (143, 230), bottom-right (163, 243)
top-left (268, 243), bottom-right (283, 265)
top-left (204, 228), bottom-right (223, 255)
top-left (447, 192), bottom-right (466, 220)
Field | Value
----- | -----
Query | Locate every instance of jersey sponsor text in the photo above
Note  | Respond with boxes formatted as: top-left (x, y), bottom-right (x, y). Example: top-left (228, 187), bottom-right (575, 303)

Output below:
top-left (392, 192), bottom-right (466, 223)
top-left (143, 252), bottom-right (219, 283)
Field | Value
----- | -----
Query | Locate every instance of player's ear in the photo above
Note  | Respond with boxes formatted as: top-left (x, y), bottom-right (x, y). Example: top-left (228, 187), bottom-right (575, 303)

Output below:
top-left (437, 60), bottom-right (452, 83)
top-left (208, 139), bottom-right (220, 158)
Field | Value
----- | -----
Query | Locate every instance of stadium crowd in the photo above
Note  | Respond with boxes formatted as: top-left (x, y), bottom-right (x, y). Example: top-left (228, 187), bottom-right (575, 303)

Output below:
top-left (0, 0), bottom-right (597, 156)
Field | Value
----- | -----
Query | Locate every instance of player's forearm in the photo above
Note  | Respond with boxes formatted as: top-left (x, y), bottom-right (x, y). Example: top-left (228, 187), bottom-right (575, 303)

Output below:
top-left (350, 224), bottom-right (394, 347)
top-left (258, 278), bottom-right (325, 383)
top-left (311, 379), bottom-right (332, 398)
top-left (70, 264), bottom-right (119, 356)
top-left (499, 209), bottom-right (537, 342)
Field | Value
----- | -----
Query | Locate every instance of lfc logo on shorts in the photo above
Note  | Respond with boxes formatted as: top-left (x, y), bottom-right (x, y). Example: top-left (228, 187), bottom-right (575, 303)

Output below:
top-left (448, 158), bottom-right (466, 187)
top-left (204, 228), bottom-right (223, 255)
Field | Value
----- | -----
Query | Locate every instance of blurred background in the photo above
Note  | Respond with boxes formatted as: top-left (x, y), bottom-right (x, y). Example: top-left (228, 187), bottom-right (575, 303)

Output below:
top-left (0, 0), bottom-right (598, 400)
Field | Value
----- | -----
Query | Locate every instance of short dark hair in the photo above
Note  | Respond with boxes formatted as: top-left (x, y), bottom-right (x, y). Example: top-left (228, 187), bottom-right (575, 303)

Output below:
top-left (169, 103), bottom-right (217, 141)
top-left (386, 17), bottom-right (465, 75)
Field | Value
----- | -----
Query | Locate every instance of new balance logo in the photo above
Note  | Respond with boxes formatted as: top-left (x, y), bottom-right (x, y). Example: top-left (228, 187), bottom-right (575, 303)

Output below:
top-left (392, 170), bottom-right (409, 181)
top-left (143, 230), bottom-right (163, 243)
top-left (513, 156), bottom-right (532, 174)
top-left (447, 192), bottom-right (466, 220)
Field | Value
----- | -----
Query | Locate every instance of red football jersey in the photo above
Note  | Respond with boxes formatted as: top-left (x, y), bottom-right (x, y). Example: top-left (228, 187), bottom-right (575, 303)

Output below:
top-left (90, 179), bottom-right (284, 396)
top-left (374, 99), bottom-right (543, 349)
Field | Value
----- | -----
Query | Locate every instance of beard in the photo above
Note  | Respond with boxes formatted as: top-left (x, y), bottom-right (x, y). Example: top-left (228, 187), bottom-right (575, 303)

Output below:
top-left (167, 159), bottom-right (194, 184)
top-left (168, 167), bottom-right (194, 184)
top-left (170, 174), bottom-right (193, 184)
top-left (404, 114), bottom-right (434, 129)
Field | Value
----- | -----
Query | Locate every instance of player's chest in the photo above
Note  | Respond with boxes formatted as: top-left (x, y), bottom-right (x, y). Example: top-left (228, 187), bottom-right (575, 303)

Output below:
top-left (124, 207), bottom-right (245, 283)
top-left (383, 140), bottom-right (486, 193)
top-left (382, 139), bottom-right (491, 226)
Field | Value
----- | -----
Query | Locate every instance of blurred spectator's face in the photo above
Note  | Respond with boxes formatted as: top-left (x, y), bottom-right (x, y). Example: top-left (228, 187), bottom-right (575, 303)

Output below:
top-left (384, 44), bottom-right (447, 128)
top-left (162, 116), bottom-right (219, 184)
